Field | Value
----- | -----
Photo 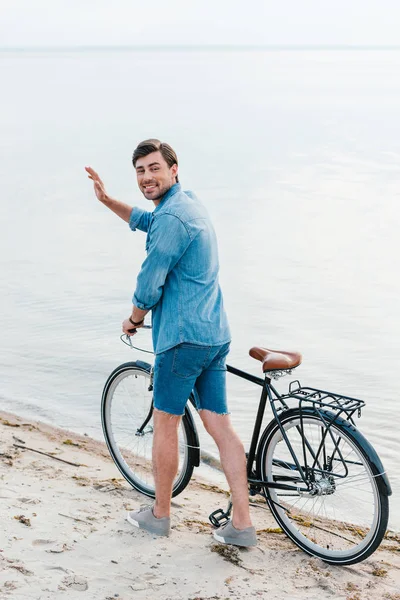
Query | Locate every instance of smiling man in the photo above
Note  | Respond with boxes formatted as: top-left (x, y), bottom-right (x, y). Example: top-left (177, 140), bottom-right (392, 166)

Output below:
top-left (85, 139), bottom-right (256, 547)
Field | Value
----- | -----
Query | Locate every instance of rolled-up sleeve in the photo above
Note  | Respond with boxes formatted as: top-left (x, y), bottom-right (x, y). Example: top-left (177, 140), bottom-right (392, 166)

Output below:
top-left (129, 207), bottom-right (152, 232)
top-left (133, 214), bottom-right (191, 310)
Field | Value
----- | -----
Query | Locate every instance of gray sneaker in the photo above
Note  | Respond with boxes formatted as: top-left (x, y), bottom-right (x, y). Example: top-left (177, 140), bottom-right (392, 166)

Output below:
top-left (127, 505), bottom-right (171, 537)
top-left (213, 521), bottom-right (257, 547)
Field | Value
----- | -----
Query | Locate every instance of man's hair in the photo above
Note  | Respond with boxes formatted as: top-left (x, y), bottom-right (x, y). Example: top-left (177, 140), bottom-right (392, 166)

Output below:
top-left (132, 139), bottom-right (179, 183)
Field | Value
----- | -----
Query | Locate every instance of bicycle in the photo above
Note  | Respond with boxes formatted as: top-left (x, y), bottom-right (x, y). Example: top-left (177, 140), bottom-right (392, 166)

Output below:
top-left (101, 328), bottom-right (392, 565)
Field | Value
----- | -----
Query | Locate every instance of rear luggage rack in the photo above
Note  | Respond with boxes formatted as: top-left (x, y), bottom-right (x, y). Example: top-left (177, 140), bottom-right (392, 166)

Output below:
top-left (282, 380), bottom-right (366, 421)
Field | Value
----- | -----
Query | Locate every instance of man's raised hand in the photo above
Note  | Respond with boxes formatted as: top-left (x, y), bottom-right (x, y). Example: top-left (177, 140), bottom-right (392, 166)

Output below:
top-left (85, 166), bottom-right (108, 204)
top-left (85, 166), bottom-right (133, 223)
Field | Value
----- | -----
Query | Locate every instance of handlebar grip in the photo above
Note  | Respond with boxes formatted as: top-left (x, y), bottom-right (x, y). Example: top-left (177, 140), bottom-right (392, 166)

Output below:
top-left (127, 324), bottom-right (152, 334)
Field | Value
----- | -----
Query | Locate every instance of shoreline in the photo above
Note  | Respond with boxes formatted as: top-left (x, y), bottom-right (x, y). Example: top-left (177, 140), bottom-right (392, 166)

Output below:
top-left (1, 410), bottom-right (399, 599)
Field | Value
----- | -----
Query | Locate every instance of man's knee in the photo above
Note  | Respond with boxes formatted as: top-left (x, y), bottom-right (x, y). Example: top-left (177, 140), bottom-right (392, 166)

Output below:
top-left (200, 410), bottom-right (232, 439)
top-left (153, 408), bottom-right (181, 435)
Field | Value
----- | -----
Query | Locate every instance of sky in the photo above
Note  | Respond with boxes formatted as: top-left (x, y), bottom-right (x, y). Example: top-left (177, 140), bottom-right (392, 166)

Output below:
top-left (0, 0), bottom-right (399, 47)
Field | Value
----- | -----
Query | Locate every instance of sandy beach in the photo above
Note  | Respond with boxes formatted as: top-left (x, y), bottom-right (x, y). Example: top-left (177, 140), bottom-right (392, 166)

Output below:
top-left (0, 410), bottom-right (399, 600)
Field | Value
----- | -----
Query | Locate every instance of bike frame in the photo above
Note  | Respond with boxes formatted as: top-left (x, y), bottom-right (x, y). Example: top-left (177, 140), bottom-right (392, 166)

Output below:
top-left (225, 364), bottom-right (312, 494)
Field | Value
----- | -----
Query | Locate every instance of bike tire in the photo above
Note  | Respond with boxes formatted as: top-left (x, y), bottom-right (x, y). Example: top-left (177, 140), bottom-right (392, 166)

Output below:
top-left (258, 408), bottom-right (389, 565)
top-left (101, 361), bottom-right (197, 498)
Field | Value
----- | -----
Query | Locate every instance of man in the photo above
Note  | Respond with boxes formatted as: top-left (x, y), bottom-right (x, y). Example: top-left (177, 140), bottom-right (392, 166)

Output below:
top-left (85, 139), bottom-right (256, 547)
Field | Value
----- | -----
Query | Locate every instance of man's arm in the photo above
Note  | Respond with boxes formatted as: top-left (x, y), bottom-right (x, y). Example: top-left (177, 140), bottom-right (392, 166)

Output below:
top-left (85, 166), bottom-right (133, 222)
top-left (122, 214), bottom-right (190, 337)
top-left (98, 195), bottom-right (133, 223)
top-left (133, 214), bottom-right (191, 311)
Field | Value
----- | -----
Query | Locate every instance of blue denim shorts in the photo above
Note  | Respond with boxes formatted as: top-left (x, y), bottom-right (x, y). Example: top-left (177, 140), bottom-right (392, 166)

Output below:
top-left (153, 342), bottom-right (230, 416)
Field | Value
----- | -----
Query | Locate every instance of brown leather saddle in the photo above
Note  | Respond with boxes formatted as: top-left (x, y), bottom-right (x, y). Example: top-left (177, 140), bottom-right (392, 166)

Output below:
top-left (249, 346), bottom-right (302, 374)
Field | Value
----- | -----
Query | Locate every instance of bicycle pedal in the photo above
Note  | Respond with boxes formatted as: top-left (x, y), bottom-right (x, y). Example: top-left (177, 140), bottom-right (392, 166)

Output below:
top-left (209, 508), bottom-right (231, 528)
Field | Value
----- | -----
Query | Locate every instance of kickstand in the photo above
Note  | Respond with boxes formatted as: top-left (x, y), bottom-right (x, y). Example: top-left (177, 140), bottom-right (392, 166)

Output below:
top-left (209, 498), bottom-right (233, 528)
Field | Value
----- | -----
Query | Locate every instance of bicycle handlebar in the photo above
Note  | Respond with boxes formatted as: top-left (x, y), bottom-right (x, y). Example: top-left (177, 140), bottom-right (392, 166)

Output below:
top-left (121, 326), bottom-right (153, 354)
top-left (127, 324), bottom-right (152, 334)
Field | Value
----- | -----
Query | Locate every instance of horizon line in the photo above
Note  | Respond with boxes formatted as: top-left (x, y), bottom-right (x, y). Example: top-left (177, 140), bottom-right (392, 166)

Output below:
top-left (2, 44), bottom-right (400, 52)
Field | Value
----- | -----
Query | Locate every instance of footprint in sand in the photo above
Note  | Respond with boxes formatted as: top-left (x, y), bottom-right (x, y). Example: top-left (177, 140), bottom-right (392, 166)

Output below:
top-left (18, 497), bottom-right (41, 504)
top-left (32, 539), bottom-right (71, 553)
top-left (61, 575), bottom-right (89, 591)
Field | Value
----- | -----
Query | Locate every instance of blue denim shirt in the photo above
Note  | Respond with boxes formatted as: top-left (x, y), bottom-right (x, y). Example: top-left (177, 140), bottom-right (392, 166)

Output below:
top-left (129, 183), bottom-right (231, 354)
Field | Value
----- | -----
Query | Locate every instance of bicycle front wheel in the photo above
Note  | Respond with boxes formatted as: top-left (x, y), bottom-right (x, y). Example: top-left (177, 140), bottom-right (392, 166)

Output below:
top-left (101, 361), bottom-right (197, 498)
top-left (259, 409), bottom-right (389, 565)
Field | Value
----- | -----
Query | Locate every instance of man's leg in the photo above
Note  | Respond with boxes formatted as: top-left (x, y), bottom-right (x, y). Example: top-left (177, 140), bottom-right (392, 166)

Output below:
top-left (150, 344), bottom-right (205, 518)
top-left (152, 409), bottom-right (181, 518)
top-left (127, 344), bottom-right (201, 535)
top-left (200, 410), bottom-right (252, 529)
top-left (126, 410), bottom-right (180, 535)
top-left (194, 343), bottom-right (252, 529)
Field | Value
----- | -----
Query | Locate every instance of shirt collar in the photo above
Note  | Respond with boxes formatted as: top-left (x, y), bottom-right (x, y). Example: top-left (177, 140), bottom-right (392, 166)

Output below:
top-left (153, 182), bottom-right (181, 213)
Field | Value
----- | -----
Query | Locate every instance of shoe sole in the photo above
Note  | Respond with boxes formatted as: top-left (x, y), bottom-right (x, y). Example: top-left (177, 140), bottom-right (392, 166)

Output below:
top-left (213, 531), bottom-right (257, 547)
top-left (126, 513), bottom-right (140, 528)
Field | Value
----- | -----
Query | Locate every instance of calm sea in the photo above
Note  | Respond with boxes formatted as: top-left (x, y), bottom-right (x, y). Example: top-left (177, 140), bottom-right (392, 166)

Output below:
top-left (1, 48), bottom-right (399, 528)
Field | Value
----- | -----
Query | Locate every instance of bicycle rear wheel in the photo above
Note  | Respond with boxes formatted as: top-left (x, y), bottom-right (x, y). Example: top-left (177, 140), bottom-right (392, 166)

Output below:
top-left (259, 409), bottom-right (389, 565)
top-left (101, 361), bottom-right (197, 498)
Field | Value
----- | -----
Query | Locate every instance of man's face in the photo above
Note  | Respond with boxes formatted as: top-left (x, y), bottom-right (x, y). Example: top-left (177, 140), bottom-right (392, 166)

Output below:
top-left (135, 151), bottom-right (178, 204)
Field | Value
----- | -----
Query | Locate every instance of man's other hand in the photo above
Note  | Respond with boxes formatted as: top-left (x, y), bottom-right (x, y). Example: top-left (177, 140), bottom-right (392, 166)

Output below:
top-left (122, 318), bottom-right (144, 336)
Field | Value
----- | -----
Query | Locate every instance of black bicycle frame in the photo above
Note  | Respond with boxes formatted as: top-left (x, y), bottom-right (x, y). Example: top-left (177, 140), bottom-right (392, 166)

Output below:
top-left (227, 364), bottom-right (318, 493)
